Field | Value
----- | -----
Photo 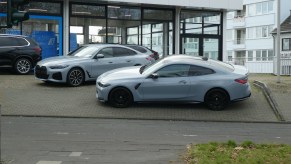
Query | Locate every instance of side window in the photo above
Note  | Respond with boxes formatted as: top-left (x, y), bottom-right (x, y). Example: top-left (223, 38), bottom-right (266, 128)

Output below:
top-left (0, 37), bottom-right (15, 46)
top-left (113, 47), bottom-right (136, 57)
top-left (189, 65), bottom-right (215, 76)
top-left (0, 37), bottom-right (28, 47)
top-left (156, 64), bottom-right (190, 78)
top-left (98, 47), bottom-right (114, 58)
top-left (0, 37), bottom-right (10, 47)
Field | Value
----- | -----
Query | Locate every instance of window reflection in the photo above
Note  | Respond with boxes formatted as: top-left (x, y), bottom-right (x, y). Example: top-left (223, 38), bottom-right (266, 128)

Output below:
top-left (72, 4), bottom-right (105, 17)
top-left (25, 2), bottom-right (61, 15)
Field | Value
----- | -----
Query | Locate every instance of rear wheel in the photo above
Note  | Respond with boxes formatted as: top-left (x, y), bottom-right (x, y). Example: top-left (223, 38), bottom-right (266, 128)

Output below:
top-left (67, 68), bottom-right (84, 87)
top-left (14, 58), bottom-right (32, 74)
top-left (204, 89), bottom-right (229, 111)
top-left (109, 87), bottom-right (133, 108)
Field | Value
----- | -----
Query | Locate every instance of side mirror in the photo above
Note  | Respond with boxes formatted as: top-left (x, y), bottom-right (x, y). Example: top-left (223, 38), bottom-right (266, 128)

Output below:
top-left (96, 54), bottom-right (104, 59)
top-left (149, 73), bottom-right (159, 79)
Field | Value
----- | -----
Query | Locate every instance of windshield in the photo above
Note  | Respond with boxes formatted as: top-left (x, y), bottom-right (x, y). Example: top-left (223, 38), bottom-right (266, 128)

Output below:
top-left (68, 46), bottom-right (99, 58)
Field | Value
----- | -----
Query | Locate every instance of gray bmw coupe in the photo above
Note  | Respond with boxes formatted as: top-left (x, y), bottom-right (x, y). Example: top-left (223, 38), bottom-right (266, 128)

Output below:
top-left (35, 44), bottom-right (154, 86)
top-left (96, 55), bottom-right (251, 110)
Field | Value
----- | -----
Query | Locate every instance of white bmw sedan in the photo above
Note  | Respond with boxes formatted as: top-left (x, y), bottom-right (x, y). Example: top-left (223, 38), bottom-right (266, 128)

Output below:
top-left (96, 55), bottom-right (251, 110)
top-left (35, 44), bottom-right (154, 86)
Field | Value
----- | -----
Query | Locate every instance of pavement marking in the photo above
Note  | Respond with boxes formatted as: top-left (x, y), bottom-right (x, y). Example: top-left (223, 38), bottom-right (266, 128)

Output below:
top-left (183, 134), bottom-right (198, 137)
top-left (69, 152), bottom-right (82, 157)
top-left (55, 132), bottom-right (69, 135)
top-left (276, 137), bottom-right (281, 139)
top-left (36, 161), bottom-right (62, 164)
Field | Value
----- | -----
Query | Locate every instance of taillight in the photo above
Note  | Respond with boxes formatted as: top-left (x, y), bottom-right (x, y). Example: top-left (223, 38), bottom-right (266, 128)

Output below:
top-left (34, 47), bottom-right (42, 55)
top-left (150, 52), bottom-right (159, 60)
top-left (235, 78), bottom-right (248, 84)
top-left (146, 57), bottom-right (152, 61)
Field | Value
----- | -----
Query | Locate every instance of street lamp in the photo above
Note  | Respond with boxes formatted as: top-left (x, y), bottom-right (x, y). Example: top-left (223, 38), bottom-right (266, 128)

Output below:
top-left (276, 0), bottom-right (281, 83)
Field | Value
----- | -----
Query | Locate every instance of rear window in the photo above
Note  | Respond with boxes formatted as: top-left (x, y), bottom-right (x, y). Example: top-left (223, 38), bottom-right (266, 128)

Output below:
top-left (126, 45), bottom-right (147, 53)
top-left (208, 59), bottom-right (234, 72)
top-left (26, 38), bottom-right (39, 46)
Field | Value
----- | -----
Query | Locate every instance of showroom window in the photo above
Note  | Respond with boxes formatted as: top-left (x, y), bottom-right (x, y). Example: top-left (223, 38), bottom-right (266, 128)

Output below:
top-left (0, 1), bottom-right (64, 58)
top-left (70, 3), bottom-right (106, 49)
top-left (180, 10), bottom-right (222, 60)
top-left (142, 8), bottom-right (174, 57)
top-left (69, 4), bottom-right (174, 56)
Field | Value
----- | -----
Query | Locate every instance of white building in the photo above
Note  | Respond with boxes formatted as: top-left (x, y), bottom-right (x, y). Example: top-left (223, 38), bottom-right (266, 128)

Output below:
top-left (272, 15), bottom-right (291, 75)
top-left (226, 0), bottom-right (291, 73)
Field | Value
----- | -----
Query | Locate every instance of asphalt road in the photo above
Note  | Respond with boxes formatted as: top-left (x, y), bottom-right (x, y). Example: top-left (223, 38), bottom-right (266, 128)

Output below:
top-left (2, 117), bottom-right (291, 164)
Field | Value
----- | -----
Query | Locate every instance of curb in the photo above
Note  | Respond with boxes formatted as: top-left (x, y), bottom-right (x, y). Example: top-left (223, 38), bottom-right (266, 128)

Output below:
top-left (253, 80), bottom-right (285, 122)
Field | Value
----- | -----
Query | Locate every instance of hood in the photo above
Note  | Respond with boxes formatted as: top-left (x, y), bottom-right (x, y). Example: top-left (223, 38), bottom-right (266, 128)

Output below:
top-left (232, 64), bottom-right (249, 76)
top-left (98, 66), bottom-right (144, 82)
top-left (37, 56), bottom-right (91, 66)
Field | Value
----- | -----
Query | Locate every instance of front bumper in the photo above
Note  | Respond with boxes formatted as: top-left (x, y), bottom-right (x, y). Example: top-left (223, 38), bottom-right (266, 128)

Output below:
top-left (35, 65), bottom-right (69, 83)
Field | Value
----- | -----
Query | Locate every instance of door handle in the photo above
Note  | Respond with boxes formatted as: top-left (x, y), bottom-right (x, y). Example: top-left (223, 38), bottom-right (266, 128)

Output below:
top-left (108, 61), bottom-right (113, 63)
top-left (179, 80), bottom-right (187, 84)
top-left (127, 60), bottom-right (131, 62)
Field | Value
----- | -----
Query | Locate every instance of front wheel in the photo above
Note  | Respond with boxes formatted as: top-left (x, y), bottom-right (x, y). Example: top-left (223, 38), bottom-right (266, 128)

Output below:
top-left (204, 89), bottom-right (229, 111)
top-left (14, 58), bottom-right (32, 74)
top-left (109, 87), bottom-right (133, 108)
top-left (67, 68), bottom-right (84, 87)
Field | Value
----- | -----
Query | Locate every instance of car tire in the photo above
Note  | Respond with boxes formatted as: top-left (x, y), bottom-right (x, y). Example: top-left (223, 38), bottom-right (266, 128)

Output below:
top-left (14, 58), bottom-right (32, 74)
top-left (109, 87), bottom-right (133, 108)
top-left (204, 89), bottom-right (229, 111)
top-left (67, 68), bottom-right (84, 87)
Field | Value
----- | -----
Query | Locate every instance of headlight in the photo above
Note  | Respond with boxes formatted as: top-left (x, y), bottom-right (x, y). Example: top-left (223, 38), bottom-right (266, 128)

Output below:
top-left (49, 65), bottom-right (69, 69)
top-left (98, 82), bottom-right (111, 88)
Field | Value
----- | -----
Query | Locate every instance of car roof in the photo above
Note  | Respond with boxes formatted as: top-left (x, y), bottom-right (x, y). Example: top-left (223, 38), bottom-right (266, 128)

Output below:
top-left (81, 44), bottom-right (137, 49)
top-left (161, 55), bottom-right (234, 72)
top-left (0, 34), bottom-right (28, 38)
top-left (162, 55), bottom-right (207, 64)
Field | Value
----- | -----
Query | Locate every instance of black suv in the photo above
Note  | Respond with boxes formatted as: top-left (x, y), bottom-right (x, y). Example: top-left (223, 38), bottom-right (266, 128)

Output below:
top-left (0, 34), bottom-right (42, 74)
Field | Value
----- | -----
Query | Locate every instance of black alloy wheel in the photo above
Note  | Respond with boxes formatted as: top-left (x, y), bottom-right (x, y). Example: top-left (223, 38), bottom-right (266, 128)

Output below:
top-left (204, 89), bottom-right (229, 111)
top-left (67, 68), bottom-right (84, 87)
top-left (14, 58), bottom-right (32, 74)
top-left (109, 87), bottom-right (133, 108)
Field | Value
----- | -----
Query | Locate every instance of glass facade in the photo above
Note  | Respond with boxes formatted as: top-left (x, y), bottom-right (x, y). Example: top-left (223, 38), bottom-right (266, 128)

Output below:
top-left (69, 4), bottom-right (174, 57)
top-left (0, 0), bottom-right (8, 27)
top-left (1, 1), bottom-right (223, 60)
top-left (180, 10), bottom-right (222, 60)
top-left (0, 1), bottom-right (63, 59)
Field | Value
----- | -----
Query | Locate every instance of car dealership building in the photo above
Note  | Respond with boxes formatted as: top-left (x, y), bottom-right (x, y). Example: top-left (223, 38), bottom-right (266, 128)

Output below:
top-left (0, 0), bottom-right (242, 60)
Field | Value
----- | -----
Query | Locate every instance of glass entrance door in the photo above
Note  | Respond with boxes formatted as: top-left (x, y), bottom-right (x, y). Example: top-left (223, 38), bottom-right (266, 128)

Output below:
top-left (181, 36), bottom-right (220, 60)
top-left (203, 38), bottom-right (219, 60)
top-left (181, 36), bottom-right (200, 56)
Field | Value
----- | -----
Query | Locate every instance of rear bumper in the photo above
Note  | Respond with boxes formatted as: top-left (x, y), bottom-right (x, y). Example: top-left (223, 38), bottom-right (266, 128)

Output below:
top-left (232, 93), bottom-right (251, 102)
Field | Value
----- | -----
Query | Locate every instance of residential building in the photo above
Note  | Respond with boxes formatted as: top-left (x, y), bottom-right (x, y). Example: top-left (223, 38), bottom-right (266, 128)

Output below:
top-left (226, 0), bottom-right (291, 73)
top-left (272, 14), bottom-right (291, 75)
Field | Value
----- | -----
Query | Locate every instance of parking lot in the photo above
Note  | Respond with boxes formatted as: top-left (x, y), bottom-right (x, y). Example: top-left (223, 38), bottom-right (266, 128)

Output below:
top-left (0, 68), bottom-right (279, 122)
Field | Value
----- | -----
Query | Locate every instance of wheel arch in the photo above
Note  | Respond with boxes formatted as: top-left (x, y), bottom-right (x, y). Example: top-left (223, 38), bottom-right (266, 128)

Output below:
top-left (14, 56), bottom-right (33, 67)
top-left (108, 86), bottom-right (134, 102)
top-left (204, 87), bottom-right (230, 102)
top-left (68, 66), bottom-right (86, 79)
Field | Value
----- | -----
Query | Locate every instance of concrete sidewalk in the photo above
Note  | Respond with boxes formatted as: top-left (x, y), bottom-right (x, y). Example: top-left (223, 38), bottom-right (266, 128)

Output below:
top-left (249, 74), bottom-right (291, 122)
top-left (0, 71), bottom-right (283, 123)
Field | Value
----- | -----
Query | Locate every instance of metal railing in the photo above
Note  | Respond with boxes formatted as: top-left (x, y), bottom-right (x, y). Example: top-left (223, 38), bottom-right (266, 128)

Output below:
top-left (227, 57), bottom-right (291, 75)
top-left (233, 38), bottom-right (245, 45)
